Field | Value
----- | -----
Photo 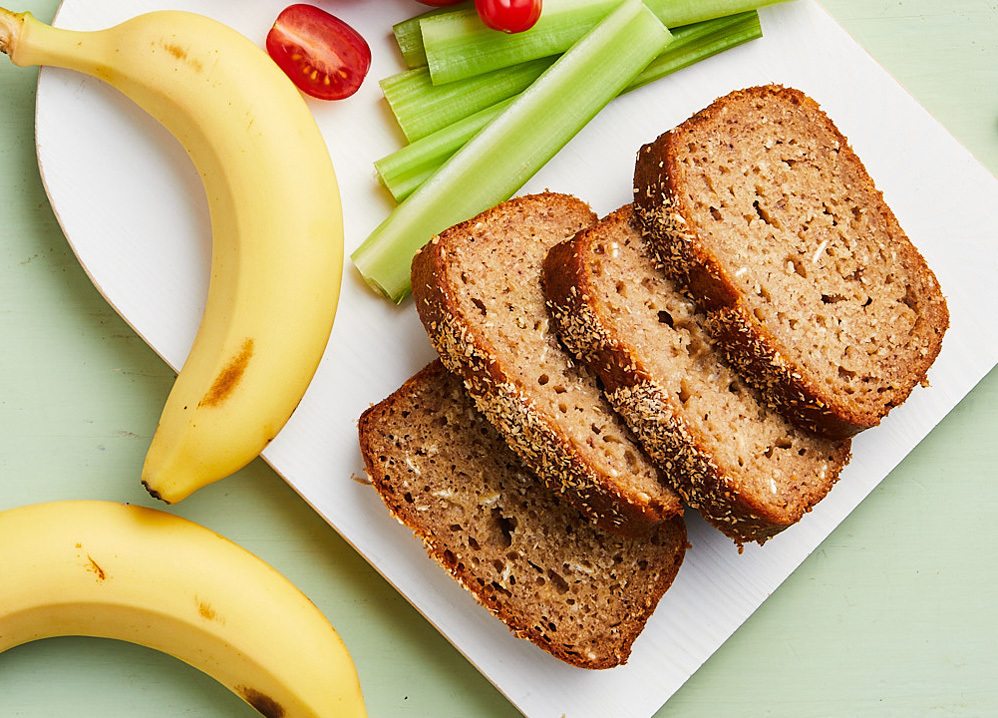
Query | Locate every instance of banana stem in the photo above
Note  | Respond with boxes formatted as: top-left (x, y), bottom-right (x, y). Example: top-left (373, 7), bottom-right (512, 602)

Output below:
top-left (0, 9), bottom-right (23, 57)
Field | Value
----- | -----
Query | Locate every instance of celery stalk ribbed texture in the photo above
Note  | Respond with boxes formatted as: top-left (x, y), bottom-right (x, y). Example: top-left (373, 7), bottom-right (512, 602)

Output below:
top-left (392, 3), bottom-right (469, 69)
top-left (352, 0), bottom-right (671, 303)
top-left (420, 0), bottom-right (785, 84)
top-left (380, 58), bottom-right (553, 142)
top-left (374, 96), bottom-right (518, 202)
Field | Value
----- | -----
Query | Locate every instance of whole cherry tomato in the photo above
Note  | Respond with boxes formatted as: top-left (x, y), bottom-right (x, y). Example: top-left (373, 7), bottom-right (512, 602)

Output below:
top-left (474, 0), bottom-right (543, 34)
top-left (266, 4), bottom-right (371, 101)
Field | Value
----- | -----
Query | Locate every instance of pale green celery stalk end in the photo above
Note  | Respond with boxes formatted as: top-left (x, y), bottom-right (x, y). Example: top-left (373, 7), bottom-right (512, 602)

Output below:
top-left (352, 0), bottom-right (670, 303)
top-left (392, 16), bottom-right (425, 69)
top-left (381, 57), bottom-right (554, 143)
top-left (421, 7), bottom-right (482, 84)
top-left (375, 166), bottom-right (432, 204)
top-left (392, 2), bottom-right (475, 69)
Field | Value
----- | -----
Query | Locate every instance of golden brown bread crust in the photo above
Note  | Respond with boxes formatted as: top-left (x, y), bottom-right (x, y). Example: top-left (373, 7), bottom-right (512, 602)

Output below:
top-left (703, 306), bottom-right (866, 439)
top-left (410, 192), bottom-right (682, 538)
top-left (542, 206), bottom-right (852, 546)
top-left (357, 361), bottom-right (688, 669)
top-left (633, 84), bottom-right (949, 439)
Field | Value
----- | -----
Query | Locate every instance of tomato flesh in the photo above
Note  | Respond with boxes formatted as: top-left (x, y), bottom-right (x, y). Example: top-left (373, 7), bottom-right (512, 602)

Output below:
top-left (474, 0), bottom-right (542, 34)
top-left (266, 4), bottom-right (371, 101)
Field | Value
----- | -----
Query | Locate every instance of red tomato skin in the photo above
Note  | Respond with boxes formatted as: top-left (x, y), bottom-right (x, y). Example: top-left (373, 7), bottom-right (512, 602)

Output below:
top-left (474, 0), bottom-right (542, 34)
top-left (266, 4), bottom-right (371, 101)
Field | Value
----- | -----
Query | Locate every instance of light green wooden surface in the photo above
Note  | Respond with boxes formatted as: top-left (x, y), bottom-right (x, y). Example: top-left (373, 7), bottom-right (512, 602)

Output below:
top-left (1, 1), bottom-right (996, 715)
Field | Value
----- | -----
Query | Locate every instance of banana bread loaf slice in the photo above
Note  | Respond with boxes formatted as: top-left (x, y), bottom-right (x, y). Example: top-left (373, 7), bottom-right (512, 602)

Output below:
top-left (543, 206), bottom-right (852, 546)
top-left (358, 361), bottom-right (688, 669)
top-left (633, 85), bottom-right (949, 439)
top-left (411, 192), bottom-right (682, 537)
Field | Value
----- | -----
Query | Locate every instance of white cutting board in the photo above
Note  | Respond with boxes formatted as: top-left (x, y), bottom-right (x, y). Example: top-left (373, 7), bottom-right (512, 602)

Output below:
top-left (35, 1), bottom-right (998, 716)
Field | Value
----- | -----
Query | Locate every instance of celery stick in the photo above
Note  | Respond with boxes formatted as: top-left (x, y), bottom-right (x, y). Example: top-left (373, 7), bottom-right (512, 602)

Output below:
top-left (352, 0), bottom-right (671, 303)
top-left (392, 15), bottom-right (424, 69)
top-left (375, 97), bottom-right (517, 202)
top-left (385, 2), bottom-right (773, 139)
top-left (377, 11), bottom-right (762, 202)
top-left (629, 10), bottom-right (762, 90)
top-left (380, 57), bottom-right (553, 142)
top-left (422, 0), bottom-right (623, 84)
top-left (422, 0), bottom-right (785, 84)
top-left (393, 3), bottom-right (472, 69)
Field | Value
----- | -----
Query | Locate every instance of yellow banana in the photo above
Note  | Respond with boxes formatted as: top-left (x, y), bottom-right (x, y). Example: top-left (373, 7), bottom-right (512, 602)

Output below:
top-left (0, 500), bottom-right (366, 717)
top-left (0, 9), bottom-right (343, 502)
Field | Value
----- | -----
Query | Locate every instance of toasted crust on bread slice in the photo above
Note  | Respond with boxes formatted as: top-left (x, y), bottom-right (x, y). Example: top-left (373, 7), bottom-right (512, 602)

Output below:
top-left (411, 192), bottom-right (682, 537)
top-left (358, 361), bottom-right (688, 668)
top-left (544, 205), bottom-right (851, 545)
top-left (634, 85), bottom-right (948, 439)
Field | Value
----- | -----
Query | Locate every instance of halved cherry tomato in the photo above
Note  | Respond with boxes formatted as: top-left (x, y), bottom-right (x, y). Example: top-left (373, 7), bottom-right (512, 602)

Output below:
top-left (266, 4), bottom-right (371, 101)
top-left (474, 0), bottom-right (542, 34)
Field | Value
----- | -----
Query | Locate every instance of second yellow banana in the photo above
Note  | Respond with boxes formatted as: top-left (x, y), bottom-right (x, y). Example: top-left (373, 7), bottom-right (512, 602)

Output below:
top-left (0, 500), bottom-right (367, 717)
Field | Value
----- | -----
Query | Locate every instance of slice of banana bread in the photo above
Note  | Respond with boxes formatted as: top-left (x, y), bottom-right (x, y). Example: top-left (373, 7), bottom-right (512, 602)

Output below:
top-left (411, 192), bottom-right (683, 537)
top-left (543, 206), bottom-right (852, 546)
top-left (633, 85), bottom-right (949, 439)
top-left (358, 361), bottom-right (688, 669)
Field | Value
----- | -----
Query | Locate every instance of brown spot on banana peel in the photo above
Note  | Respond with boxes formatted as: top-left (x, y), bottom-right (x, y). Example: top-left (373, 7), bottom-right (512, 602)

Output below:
top-left (86, 555), bottom-right (106, 580)
top-left (199, 338), bottom-right (254, 408)
top-left (237, 687), bottom-right (285, 718)
top-left (197, 598), bottom-right (220, 622)
top-left (160, 41), bottom-right (204, 73)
